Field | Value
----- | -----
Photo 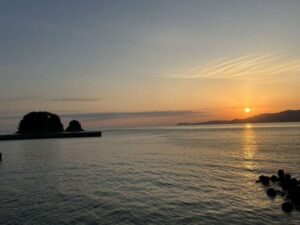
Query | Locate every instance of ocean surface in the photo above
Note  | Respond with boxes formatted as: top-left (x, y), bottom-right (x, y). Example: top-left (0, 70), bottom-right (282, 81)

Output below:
top-left (0, 123), bottom-right (300, 225)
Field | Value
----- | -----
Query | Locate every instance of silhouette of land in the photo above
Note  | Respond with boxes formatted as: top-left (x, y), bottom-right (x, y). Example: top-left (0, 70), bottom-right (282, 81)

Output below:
top-left (0, 111), bottom-right (101, 141)
top-left (177, 110), bottom-right (300, 126)
top-left (17, 111), bottom-right (64, 134)
top-left (66, 120), bottom-right (84, 132)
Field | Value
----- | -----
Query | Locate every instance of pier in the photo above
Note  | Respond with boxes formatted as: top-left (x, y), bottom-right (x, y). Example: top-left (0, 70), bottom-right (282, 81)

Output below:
top-left (0, 131), bottom-right (102, 141)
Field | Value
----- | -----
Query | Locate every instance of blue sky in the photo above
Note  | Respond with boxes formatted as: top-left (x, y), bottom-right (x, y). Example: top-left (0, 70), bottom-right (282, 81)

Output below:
top-left (1, 0), bottom-right (300, 130)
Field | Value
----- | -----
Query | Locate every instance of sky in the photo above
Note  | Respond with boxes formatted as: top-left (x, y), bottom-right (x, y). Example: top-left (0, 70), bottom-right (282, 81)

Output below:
top-left (1, 0), bottom-right (300, 130)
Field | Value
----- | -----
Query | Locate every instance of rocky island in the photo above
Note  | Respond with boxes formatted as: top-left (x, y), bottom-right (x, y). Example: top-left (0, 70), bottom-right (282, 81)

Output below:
top-left (0, 111), bottom-right (101, 141)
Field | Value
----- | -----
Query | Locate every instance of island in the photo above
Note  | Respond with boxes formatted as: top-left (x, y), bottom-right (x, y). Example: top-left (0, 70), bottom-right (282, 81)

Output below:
top-left (0, 111), bottom-right (101, 141)
top-left (177, 109), bottom-right (300, 126)
top-left (65, 120), bottom-right (84, 132)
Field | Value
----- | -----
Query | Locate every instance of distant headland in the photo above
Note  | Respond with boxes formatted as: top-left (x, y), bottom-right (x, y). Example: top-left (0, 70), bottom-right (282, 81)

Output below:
top-left (177, 110), bottom-right (300, 126)
top-left (0, 111), bottom-right (101, 141)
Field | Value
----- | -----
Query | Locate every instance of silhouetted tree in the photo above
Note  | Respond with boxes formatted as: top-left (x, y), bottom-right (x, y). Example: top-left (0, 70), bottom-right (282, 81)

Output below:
top-left (65, 120), bottom-right (84, 132)
top-left (17, 111), bottom-right (64, 134)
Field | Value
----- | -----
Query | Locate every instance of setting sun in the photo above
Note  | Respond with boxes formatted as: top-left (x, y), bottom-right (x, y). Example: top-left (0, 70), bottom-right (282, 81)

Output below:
top-left (245, 107), bottom-right (251, 113)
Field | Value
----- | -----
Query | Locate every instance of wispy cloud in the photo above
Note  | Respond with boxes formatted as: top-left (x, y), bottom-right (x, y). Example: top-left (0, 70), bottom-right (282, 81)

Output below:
top-left (49, 98), bottom-right (101, 102)
top-left (61, 110), bottom-right (209, 121)
top-left (0, 115), bottom-right (21, 121)
top-left (0, 97), bottom-right (36, 103)
top-left (0, 110), bottom-right (209, 122)
top-left (0, 97), bottom-right (101, 103)
top-left (166, 53), bottom-right (300, 82)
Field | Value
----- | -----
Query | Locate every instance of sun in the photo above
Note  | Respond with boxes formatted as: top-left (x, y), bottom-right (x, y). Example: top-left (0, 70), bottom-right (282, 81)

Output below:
top-left (244, 107), bottom-right (251, 113)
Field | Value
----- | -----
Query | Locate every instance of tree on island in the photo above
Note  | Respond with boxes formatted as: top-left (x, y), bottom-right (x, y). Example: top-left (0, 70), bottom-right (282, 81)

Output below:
top-left (17, 111), bottom-right (64, 134)
top-left (65, 120), bottom-right (84, 132)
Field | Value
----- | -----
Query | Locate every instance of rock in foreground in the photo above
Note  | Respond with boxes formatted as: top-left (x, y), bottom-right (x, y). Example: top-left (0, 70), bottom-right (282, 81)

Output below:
top-left (257, 169), bottom-right (300, 213)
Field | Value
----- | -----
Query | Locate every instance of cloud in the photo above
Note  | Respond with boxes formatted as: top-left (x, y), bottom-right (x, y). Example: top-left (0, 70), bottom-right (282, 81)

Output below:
top-left (61, 110), bottom-right (209, 121)
top-left (0, 97), bottom-right (36, 103)
top-left (0, 115), bottom-right (21, 121)
top-left (166, 53), bottom-right (300, 82)
top-left (0, 110), bottom-right (210, 122)
top-left (48, 98), bottom-right (101, 102)
top-left (0, 97), bottom-right (101, 103)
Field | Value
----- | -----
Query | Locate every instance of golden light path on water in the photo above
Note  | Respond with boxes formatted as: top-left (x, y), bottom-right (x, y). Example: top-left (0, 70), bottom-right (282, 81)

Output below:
top-left (243, 124), bottom-right (257, 172)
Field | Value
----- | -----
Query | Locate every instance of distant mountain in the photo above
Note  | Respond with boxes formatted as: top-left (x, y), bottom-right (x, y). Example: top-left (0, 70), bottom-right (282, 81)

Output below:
top-left (177, 110), bottom-right (300, 126)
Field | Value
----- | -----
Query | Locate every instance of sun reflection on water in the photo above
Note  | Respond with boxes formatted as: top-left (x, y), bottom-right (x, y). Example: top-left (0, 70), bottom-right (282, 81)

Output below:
top-left (243, 124), bottom-right (257, 171)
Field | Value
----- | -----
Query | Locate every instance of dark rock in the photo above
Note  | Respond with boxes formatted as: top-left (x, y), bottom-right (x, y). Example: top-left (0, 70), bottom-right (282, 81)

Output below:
top-left (281, 202), bottom-right (294, 213)
top-left (285, 174), bottom-right (291, 180)
top-left (65, 120), bottom-right (84, 132)
top-left (278, 170), bottom-right (285, 179)
top-left (259, 175), bottom-right (270, 185)
top-left (270, 175), bottom-right (279, 182)
top-left (257, 170), bottom-right (300, 213)
top-left (281, 181), bottom-right (289, 190)
top-left (290, 178), bottom-right (298, 188)
top-left (267, 188), bottom-right (277, 197)
top-left (281, 176), bottom-right (296, 191)
top-left (288, 186), bottom-right (300, 205)
top-left (17, 111), bottom-right (64, 134)
top-left (276, 190), bottom-right (285, 196)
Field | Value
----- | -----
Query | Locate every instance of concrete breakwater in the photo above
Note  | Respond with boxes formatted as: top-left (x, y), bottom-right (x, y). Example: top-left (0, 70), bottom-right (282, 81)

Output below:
top-left (0, 131), bottom-right (102, 141)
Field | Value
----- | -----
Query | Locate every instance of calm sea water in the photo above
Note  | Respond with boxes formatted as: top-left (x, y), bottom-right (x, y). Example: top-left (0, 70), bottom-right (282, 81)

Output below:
top-left (0, 123), bottom-right (300, 225)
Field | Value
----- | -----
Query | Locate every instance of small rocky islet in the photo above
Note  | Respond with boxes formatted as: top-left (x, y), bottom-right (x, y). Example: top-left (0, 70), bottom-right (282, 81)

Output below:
top-left (0, 111), bottom-right (101, 141)
top-left (17, 111), bottom-right (84, 133)
top-left (257, 170), bottom-right (300, 213)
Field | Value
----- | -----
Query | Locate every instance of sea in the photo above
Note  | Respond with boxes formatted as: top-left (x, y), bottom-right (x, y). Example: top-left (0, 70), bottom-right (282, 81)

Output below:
top-left (0, 123), bottom-right (300, 225)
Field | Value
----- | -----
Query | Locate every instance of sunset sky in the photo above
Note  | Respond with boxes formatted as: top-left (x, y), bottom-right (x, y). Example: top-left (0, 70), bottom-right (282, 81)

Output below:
top-left (1, 0), bottom-right (300, 130)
